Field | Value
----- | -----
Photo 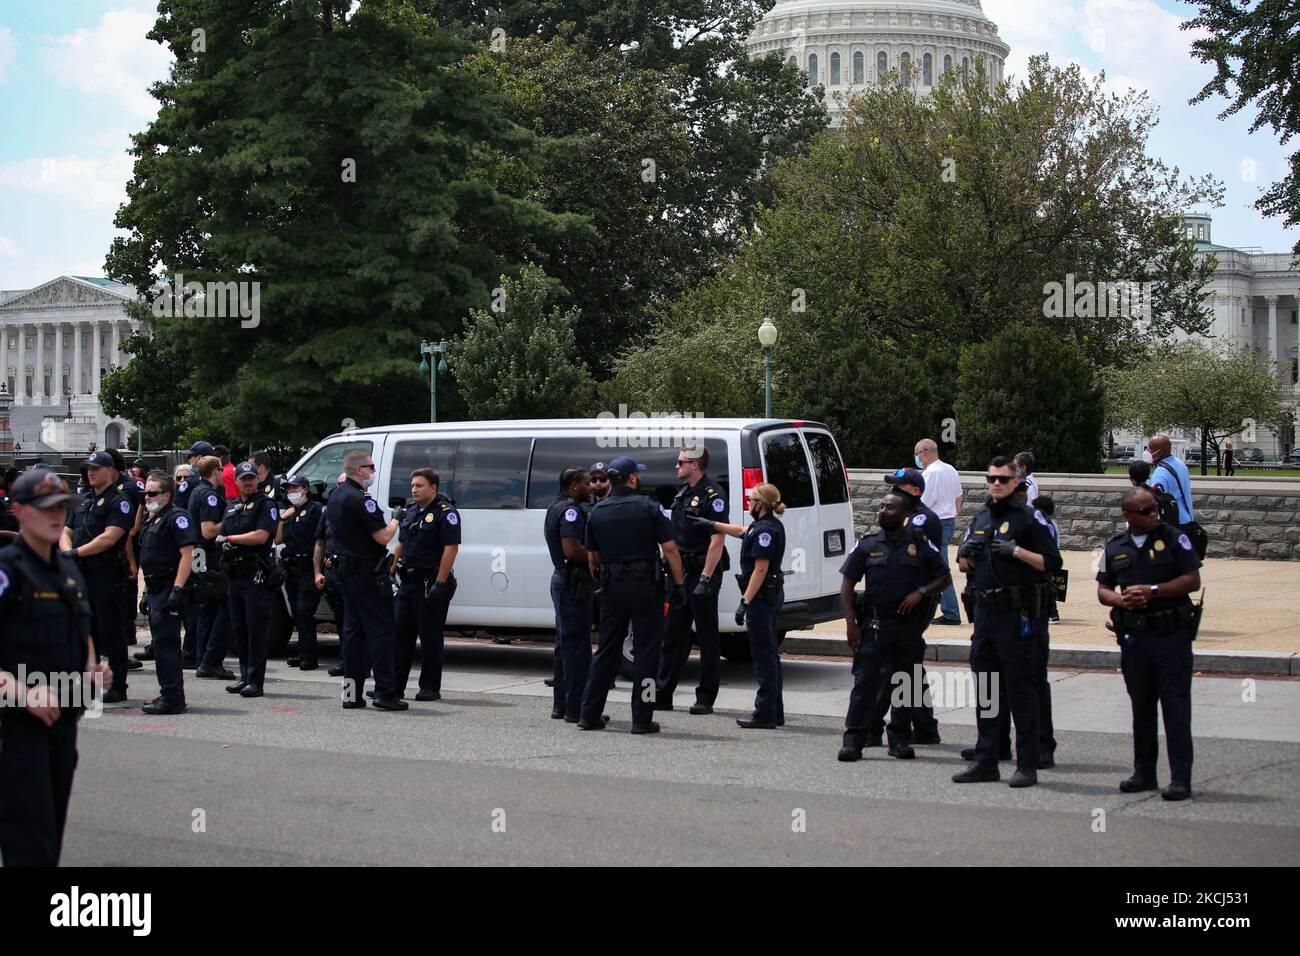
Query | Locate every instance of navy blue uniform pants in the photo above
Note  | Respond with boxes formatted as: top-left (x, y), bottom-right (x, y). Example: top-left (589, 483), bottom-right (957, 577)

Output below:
top-left (658, 569), bottom-right (721, 707)
top-left (747, 591), bottom-right (784, 723)
top-left (119, 571), bottom-right (139, 647)
top-left (195, 595), bottom-right (231, 670)
top-left (970, 607), bottom-right (1040, 771)
top-left (581, 570), bottom-right (664, 726)
top-left (551, 571), bottom-right (593, 718)
top-left (395, 575), bottom-right (455, 695)
top-left (843, 622), bottom-right (916, 749)
top-left (146, 587), bottom-right (185, 706)
top-left (0, 715), bottom-right (78, 867)
top-left (1120, 629), bottom-right (1193, 786)
top-left (868, 635), bottom-right (937, 739)
top-left (82, 566), bottom-right (128, 695)
top-left (227, 574), bottom-right (272, 689)
top-left (1033, 613), bottom-right (1056, 757)
top-left (337, 568), bottom-right (397, 701)
top-left (284, 570), bottom-right (321, 665)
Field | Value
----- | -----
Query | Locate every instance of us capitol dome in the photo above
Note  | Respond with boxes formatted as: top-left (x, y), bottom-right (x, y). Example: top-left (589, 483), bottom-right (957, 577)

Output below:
top-left (746, 0), bottom-right (1011, 123)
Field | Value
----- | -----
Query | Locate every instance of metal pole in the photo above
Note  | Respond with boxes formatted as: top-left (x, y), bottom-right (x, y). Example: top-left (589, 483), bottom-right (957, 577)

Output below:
top-left (431, 355), bottom-right (437, 424)
top-left (763, 347), bottom-right (773, 418)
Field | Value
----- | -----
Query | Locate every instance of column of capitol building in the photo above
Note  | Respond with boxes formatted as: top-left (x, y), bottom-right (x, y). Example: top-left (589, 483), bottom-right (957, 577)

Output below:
top-left (747, 2), bottom-right (1299, 458)
top-left (0, 276), bottom-right (140, 453)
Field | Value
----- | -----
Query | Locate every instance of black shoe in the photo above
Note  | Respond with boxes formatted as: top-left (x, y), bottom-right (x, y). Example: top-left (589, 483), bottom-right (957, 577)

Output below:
top-left (631, 721), bottom-right (661, 734)
top-left (543, 678), bottom-right (555, 687)
top-left (651, 701), bottom-right (674, 712)
top-left (689, 703), bottom-right (713, 715)
top-left (576, 717), bottom-right (606, 730)
top-left (837, 747), bottom-right (862, 762)
top-left (952, 762), bottom-right (1000, 783)
top-left (912, 730), bottom-right (942, 745)
top-left (568, 714), bottom-right (608, 725)
top-left (286, 656), bottom-right (301, 667)
top-left (1119, 774), bottom-right (1159, 794)
top-left (365, 690), bottom-right (375, 699)
top-left (1037, 754), bottom-right (1056, 770)
top-left (239, 685), bottom-right (264, 698)
top-left (1008, 768), bottom-right (1038, 788)
top-left (1048, 614), bottom-right (1060, 624)
top-left (342, 698), bottom-right (367, 710)
top-left (125, 658), bottom-right (143, 671)
top-left (195, 665), bottom-right (236, 680)
top-left (101, 687), bottom-right (127, 704)
top-left (133, 647), bottom-right (155, 661)
top-left (373, 696), bottom-right (409, 711)
top-left (888, 743), bottom-right (916, 759)
top-left (181, 656), bottom-right (198, 670)
top-left (961, 746), bottom-right (1012, 762)
top-left (1161, 782), bottom-right (1192, 801)
top-left (550, 709), bottom-right (565, 720)
top-left (736, 718), bottom-right (777, 729)
top-left (225, 681), bottom-right (247, 694)
top-left (932, 616), bottom-right (962, 626)
top-left (142, 698), bottom-right (185, 715)
top-left (328, 663), bottom-right (345, 677)
top-left (299, 660), bottom-right (318, 671)
top-left (415, 689), bottom-right (440, 702)
top-left (864, 733), bottom-right (883, 748)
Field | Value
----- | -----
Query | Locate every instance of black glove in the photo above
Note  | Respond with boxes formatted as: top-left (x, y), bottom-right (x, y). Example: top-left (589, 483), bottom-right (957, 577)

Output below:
top-left (391, 506), bottom-right (408, 524)
top-left (61, 548), bottom-right (79, 561)
top-left (668, 583), bottom-right (688, 610)
top-left (165, 589), bottom-right (184, 612)
top-left (991, 538), bottom-right (1019, 559)
top-left (685, 515), bottom-right (716, 532)
top-left (692, 575), bottom-right (712, 598)
top-left (957, 538), bottom-right (986, 561)
top-left (735, 599), bottom-right (748, 626)
top-left (431, 578), bottom-right (453, 598)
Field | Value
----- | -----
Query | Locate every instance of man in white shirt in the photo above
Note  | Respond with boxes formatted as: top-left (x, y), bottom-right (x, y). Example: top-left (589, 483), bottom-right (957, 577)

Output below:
top-left (1015, 451), bottom-right (1039, 503)
top-left (914, 438), bottom-right (963, 625)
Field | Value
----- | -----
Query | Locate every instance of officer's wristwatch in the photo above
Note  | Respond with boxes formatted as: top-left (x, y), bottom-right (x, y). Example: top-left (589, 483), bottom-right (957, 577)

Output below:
top-left (1149, 585), bottom-right (1160, 597)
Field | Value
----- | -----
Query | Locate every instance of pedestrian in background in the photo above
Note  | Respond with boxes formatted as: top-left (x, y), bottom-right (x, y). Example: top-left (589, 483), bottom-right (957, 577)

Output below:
top-left (913, 438), bottom-right (963, 625)
top-left (1222, 440), bottom-right (1235, 477)
top-left (215, 445), bottom-right (238, 500)
top-left (1147, 435), bottom-right (1206, 558)
top-left (1015, 451), bottom-right (1039, 503)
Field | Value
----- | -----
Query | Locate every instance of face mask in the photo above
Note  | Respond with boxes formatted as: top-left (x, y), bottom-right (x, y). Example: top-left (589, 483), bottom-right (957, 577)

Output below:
top-left (914, 455), bottom-right (923, 468)
top-left (145, 500), bottom-right (163, 515)
top-left (750, 503), bottom-right (763, 519)
top-left (363, 473), bottom-right (377, 489)
top-left (1141, 449), bottom-right (1153, 464)
top-left (288, 491), bottom-right (307, 506)
top-left (879, 513), bottom-right (903, 531)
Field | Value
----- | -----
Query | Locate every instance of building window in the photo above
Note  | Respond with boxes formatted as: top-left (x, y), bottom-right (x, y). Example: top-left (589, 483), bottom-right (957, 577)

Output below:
top-left (1186, 225), bottom-right (1194, 239)
top-left (853, 51), bottom-right (864, 84)
top-left (830, 52), bottom-right (841, 85)
top-left (962, 56), bottom-right (969, 77)
top-left (1198, 225), bottom-right (1205, 239)
top-left (788, 55), bottom-right (796, 69)
top-left (808, 52), bottom-right (819, 86)
top-left (923, 53), bottom-right (933, 85)
top-left (877, 51), bottom-right (888, 84)
top-left (900, 52), bottom-right (911, 79)
top-left (944, 54), bottom-right (953, 74)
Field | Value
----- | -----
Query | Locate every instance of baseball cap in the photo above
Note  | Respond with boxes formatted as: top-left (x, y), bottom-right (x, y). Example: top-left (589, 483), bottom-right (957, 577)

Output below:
top-left (234, 461), bottom-right (258, 480)
top-left (884, 467), bottom-right (926, 493)
top-left (83, 451), bottom-right (116, 469)
top-left (284, 473), bottom-right (310, 489)
top-left (588, 462), bottom-right (609, 476)
top-left (187, 440), bottom-right (214, 457)
top-left (605, 456), bottom-right (646, 480)
top-left (11, 468), bottom-right (76, 508)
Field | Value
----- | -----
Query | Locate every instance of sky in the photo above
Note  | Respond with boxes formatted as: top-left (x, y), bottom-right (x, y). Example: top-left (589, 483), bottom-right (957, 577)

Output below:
top-left (0, 0), bottom-right (1296, 290)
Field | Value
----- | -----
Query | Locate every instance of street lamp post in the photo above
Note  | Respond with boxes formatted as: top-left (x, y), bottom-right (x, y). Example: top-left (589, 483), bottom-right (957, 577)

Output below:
top-left (419, 339), bottom-right (449, 424)
top-left (757, 319), bottom-right (778, 418)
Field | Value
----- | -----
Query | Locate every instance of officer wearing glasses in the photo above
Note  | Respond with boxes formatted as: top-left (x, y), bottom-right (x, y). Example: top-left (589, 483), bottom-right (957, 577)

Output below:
top-left (1096, 488), bottom-right (1202, 801)
top-left (952, 456), bottom-right (1061, 788)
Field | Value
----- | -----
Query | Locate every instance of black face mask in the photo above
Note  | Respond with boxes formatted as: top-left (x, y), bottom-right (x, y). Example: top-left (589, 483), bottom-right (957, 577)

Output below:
top-left (878, 513), bottom-right (903, 532)
top-left (750, 503), bottom-right (763, 519)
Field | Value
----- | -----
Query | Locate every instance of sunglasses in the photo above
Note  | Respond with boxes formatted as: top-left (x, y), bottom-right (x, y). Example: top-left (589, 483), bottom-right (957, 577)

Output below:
top-left (590, 475), bottom-right (608, 482)
top-left (985, 474), bottom-right (1015, 485)
top-left (144, 490), bottom-right (166, 498)
top-left (358, 463), bottom-right (375, 471)
top-left (1122, 506), bottom-right (1157, 516)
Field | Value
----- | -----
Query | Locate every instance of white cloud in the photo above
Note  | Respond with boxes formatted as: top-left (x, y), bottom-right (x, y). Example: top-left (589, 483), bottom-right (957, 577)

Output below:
top-left (42, 8), bottom-right (172, 119)
top-left (0, 236), bottom-right (19, 258)
top-left (0, 153), bottom-right (134, 210)
top-left (0, 26), bottom-right (16, 83)
top-left (984, 0), bottom-right (1082, 80)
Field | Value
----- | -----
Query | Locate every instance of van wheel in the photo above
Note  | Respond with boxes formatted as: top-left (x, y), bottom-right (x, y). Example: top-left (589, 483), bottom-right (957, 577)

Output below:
top-left (720, 633), bottom-right (751, 663)
top-left (268, 592), bottom-right (293, 657)
top-left (618, 633), bottom-right (635, 681)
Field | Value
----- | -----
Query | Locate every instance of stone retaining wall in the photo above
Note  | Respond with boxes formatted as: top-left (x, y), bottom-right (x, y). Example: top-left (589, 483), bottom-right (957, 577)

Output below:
top-left (848, 472), bottom-right (1300, 560)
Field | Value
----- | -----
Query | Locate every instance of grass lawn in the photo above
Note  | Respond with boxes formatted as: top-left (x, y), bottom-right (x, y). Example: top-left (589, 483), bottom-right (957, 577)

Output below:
top-left (1102, 465), bottom-right (1300, 478)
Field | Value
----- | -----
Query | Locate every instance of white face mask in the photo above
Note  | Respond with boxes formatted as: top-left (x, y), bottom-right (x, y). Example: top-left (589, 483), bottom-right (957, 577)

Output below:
top-left (145, 500), bottom-right (163, 515)
top-left (288, 491), bottom-right (307, 506)
top-left (363, 472), bottom-right (377, 489)
top-left (1141, 449), bottom-right (1153, 464)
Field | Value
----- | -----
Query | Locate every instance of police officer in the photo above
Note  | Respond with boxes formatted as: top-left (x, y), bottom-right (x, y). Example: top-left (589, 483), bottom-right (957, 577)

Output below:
top-left (579, 456), bottom-right (686, 733)
top-left (393, 468), bottom-right (461, 701)
top-left (0, 467), bottom-right (20, 542)
top-left (837, 493), bottom-right (951, 761)
top-left (0, 468), bottom-right (108, 866)
top-left (137, 473), bottom-right (196, 715)
top-left (952, 456), bottom-right (1061, 787)
top-left (313, 491), bottom-right (350, 679)
top-left (327, 451), bottom-right (405, 710)
top-left (173, 463), bottom-right (195, 511)
top-left (277, 474), bottom-right (323, 670)
top-left (1097, 487), bottom-right (1202, 801)
top-left (251, 450), bottom-right (281, 503)
top-left (107, 449), bottom-right (145, 663)
top-left (216, 462), bottom-right (278, 698)
top-left (656, 443), bottom-right (729, 715)
top-left (544, 467), bottom-right (593, 721)
top-left (60, 450), bottom-right (132, 704)
top-left (189, 455), bottom-right (234, 681)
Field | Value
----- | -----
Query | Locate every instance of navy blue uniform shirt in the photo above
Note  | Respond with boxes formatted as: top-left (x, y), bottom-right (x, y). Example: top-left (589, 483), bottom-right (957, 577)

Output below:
top-left (219, 494), bottom-right (278, 560)
top-left (0, 539), bottom-right (92, 695)
top-left (398, 494), bottom-right (460, 571)
top-left (1097, 521), bottom-right (1201, 612)
top-left (545, 495), bottom-right (588, 568)
top-left (187, 478), bottom-right (225, 563)
top-left (138, 504), bottom-right (197, 577)
top-left (671, 475), bottom-right (728, 554)
top-left (325, 478), bottom-right (388, 562)
top-left (961, 499), bottom-right (1062, 591)
top-left (739, 513), bottom-right (786, 580)
top-left (840, 526), bottom-right (947, 607)
top-left (281, 500), bottom-right (323, 560)
top-left (67, 485), bottom-right (133, 552)
top-left (585, 486), bottom-right (672, 562)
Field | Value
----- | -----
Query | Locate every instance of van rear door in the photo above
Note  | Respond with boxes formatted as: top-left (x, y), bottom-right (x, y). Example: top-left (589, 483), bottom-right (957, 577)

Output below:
top-left (802, 428), bottom-right (854, 593)
top-left (756, 429), bottom-right (822, 602)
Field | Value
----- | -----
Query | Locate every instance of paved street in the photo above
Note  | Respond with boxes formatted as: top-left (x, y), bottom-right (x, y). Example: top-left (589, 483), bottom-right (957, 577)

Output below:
top-left (64, 641), bottom-right (1300, 866)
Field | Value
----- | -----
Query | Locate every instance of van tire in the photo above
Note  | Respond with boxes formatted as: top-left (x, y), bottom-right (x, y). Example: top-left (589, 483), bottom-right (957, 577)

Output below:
top-left (618, 633), bottom-right (635, 681)
top-left (720, 633), bottom-right (751, 663)
top-left (269, 591), bottom-right (293, 657)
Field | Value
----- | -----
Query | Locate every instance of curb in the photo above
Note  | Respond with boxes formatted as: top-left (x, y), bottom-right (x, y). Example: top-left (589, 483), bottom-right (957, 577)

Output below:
top-left (782, 634), bottom-right (1300, 677)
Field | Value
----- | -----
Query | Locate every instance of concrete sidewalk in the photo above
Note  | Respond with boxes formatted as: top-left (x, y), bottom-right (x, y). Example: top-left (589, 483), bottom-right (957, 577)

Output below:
top-left (793, 547), bottom-right (1300, 675)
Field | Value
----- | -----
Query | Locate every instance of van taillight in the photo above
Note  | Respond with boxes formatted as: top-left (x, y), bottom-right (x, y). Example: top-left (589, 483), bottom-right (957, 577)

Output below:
top-left (743, 467), bottom-right (763, 499)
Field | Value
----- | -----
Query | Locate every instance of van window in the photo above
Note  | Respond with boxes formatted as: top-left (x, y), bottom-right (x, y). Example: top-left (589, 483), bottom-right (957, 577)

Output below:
top-left (527, 437), bottom-right (730, 509)
top-left (762, 432), bottom-right (815, 508)
top-left (389, 437), bottom-right (531, 509)
top-left (294, 440), bottom-right (373, 499)
top-left (805, 431), bottom-right (849, 504)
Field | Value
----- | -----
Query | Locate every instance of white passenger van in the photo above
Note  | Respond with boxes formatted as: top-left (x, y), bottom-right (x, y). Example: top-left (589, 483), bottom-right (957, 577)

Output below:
top-left (278, 418), bottom-right (854, 664)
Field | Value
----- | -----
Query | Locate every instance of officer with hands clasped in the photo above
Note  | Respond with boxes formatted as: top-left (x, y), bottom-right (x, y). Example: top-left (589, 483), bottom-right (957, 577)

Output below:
top-left (837, 493), bottom-right (950, 761)
top-left (0, 468), bottom-right (110, 867)
top-left (277, 474), bottom-right (323, 670)
top-left (393, 468), bottom-right (461, 701)
top-left (216, 462), bottom-right (278, 698)
top-left (137, 473), bottom-right (196, 715)
top-left (1097, 487), bottom-right (1202, 801)
top-left (544, 467), bottom-right (594, 721)
top-left (578, 456), bottom-right (686, 734)
top-left (952, 456), bottom-right (1062, 788)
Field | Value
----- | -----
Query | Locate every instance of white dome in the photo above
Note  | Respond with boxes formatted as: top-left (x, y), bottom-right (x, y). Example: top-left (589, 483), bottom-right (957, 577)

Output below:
top-left (746, 0), bottom-right (1012, 123)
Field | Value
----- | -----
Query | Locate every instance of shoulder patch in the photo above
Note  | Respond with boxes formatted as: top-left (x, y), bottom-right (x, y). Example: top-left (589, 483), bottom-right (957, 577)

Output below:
top-left (711, 497), bottom-right (725, 513)
top-left (1034, 509), bottom-right (1048, 526)
top-left (207, 495), bottom-right (218, 507)
top-left (659, 505), bottom-right (671, 519)
top-left (0, 568), bottom-right (8, 598)
top-left (912, 513), bottom-right (927, 526)
top-left (178, 480), bottom-right (188, 493)
top-left (1178, 533), bottom-right (1193, 551)
top-left (175, 515), bottom-right (190, 530)
top-left (563, 507), bottom-right (579, 523)
top-left (364, 499), bottom-right (377, 514)
top-left (928, 540), bottom-right (940, 552)
top-left (446, 511), bottom-right (459, 526)
top-left (119, 499), bottom-right (131, 515)
top-left (269, 507), bottom-right (278, 521)
top-left (758, 532), bottom-right (772, 548)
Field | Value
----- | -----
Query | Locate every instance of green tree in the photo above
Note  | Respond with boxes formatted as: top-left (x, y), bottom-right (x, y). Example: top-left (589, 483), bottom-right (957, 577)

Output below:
top-left (952, 323), bottom-right (1105, 473)
top-left (1184, 0), bottom-right (1300, 256)
top-left (451, 265), bottom-right (596, 418)
top-left (1103, 341), bottom-right (1297, 475)
top-left (105, 0), bottom-right (581, 447)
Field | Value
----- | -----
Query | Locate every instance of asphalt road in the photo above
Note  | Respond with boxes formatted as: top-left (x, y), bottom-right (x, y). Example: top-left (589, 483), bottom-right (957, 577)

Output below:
top-left (62, 643), bottom-right (1300, 866)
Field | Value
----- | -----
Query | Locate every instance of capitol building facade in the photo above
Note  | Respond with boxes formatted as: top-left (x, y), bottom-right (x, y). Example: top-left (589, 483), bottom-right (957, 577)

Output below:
top-left (745, 0), bottom-right (1010, 122)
